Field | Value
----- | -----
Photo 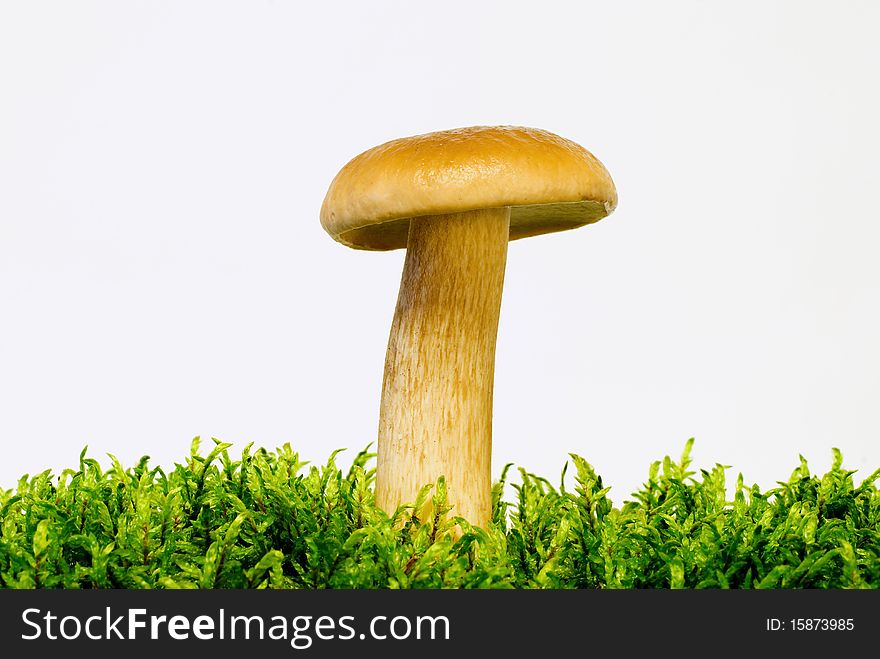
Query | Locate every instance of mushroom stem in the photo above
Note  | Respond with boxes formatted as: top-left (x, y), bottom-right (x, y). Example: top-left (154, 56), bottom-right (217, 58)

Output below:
top-left (377, 207), bottom-right (510, 529)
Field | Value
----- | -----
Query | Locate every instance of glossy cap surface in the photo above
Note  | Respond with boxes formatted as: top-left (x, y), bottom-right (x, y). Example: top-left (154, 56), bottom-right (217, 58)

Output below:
top-left (321, 125), bottom-right (617, 250)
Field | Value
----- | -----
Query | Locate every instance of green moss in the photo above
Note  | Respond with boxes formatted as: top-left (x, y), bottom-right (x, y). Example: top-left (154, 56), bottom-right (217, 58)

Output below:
top-left (1, 438), bottom-right (877, 588)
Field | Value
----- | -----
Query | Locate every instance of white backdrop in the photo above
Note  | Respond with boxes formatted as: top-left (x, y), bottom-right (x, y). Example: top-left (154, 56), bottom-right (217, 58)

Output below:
top-left (2, 1), bottom-right (878, 504)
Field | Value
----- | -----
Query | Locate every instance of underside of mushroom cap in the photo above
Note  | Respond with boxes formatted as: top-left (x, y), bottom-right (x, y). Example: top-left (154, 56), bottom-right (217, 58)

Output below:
top-left (320, 126), bottom-right (618, 251)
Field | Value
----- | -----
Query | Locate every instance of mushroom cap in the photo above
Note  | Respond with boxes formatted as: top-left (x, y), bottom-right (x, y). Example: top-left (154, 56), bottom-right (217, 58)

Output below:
top-left (320, 125), bottom-right (617, 251)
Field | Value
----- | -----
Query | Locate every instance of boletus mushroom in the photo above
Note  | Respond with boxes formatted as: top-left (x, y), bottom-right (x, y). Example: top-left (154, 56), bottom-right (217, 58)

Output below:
top-left (321, 126), bottom-right (617, 529)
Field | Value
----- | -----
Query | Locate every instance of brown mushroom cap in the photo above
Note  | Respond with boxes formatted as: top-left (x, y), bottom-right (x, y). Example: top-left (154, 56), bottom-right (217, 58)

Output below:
top-left (320, 125), bottom-right (618, 251)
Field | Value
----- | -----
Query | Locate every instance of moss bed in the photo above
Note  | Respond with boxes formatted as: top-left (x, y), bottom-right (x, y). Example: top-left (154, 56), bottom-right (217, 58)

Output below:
top-left (1, 438), bottom-right (877, 589)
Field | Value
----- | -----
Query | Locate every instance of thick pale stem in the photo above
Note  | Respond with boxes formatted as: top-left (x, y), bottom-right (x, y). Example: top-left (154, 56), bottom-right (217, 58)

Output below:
top-left (376, 207), bottom-right (510, 529)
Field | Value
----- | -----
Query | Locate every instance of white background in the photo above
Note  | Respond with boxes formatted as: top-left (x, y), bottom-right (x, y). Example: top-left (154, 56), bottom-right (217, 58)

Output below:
top-left (2, 1), bottom-right (878, 504)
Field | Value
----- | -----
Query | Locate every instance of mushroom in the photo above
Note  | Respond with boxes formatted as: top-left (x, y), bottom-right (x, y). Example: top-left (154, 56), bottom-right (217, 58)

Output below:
top-left (321, 126), bottom-right (617, 529)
